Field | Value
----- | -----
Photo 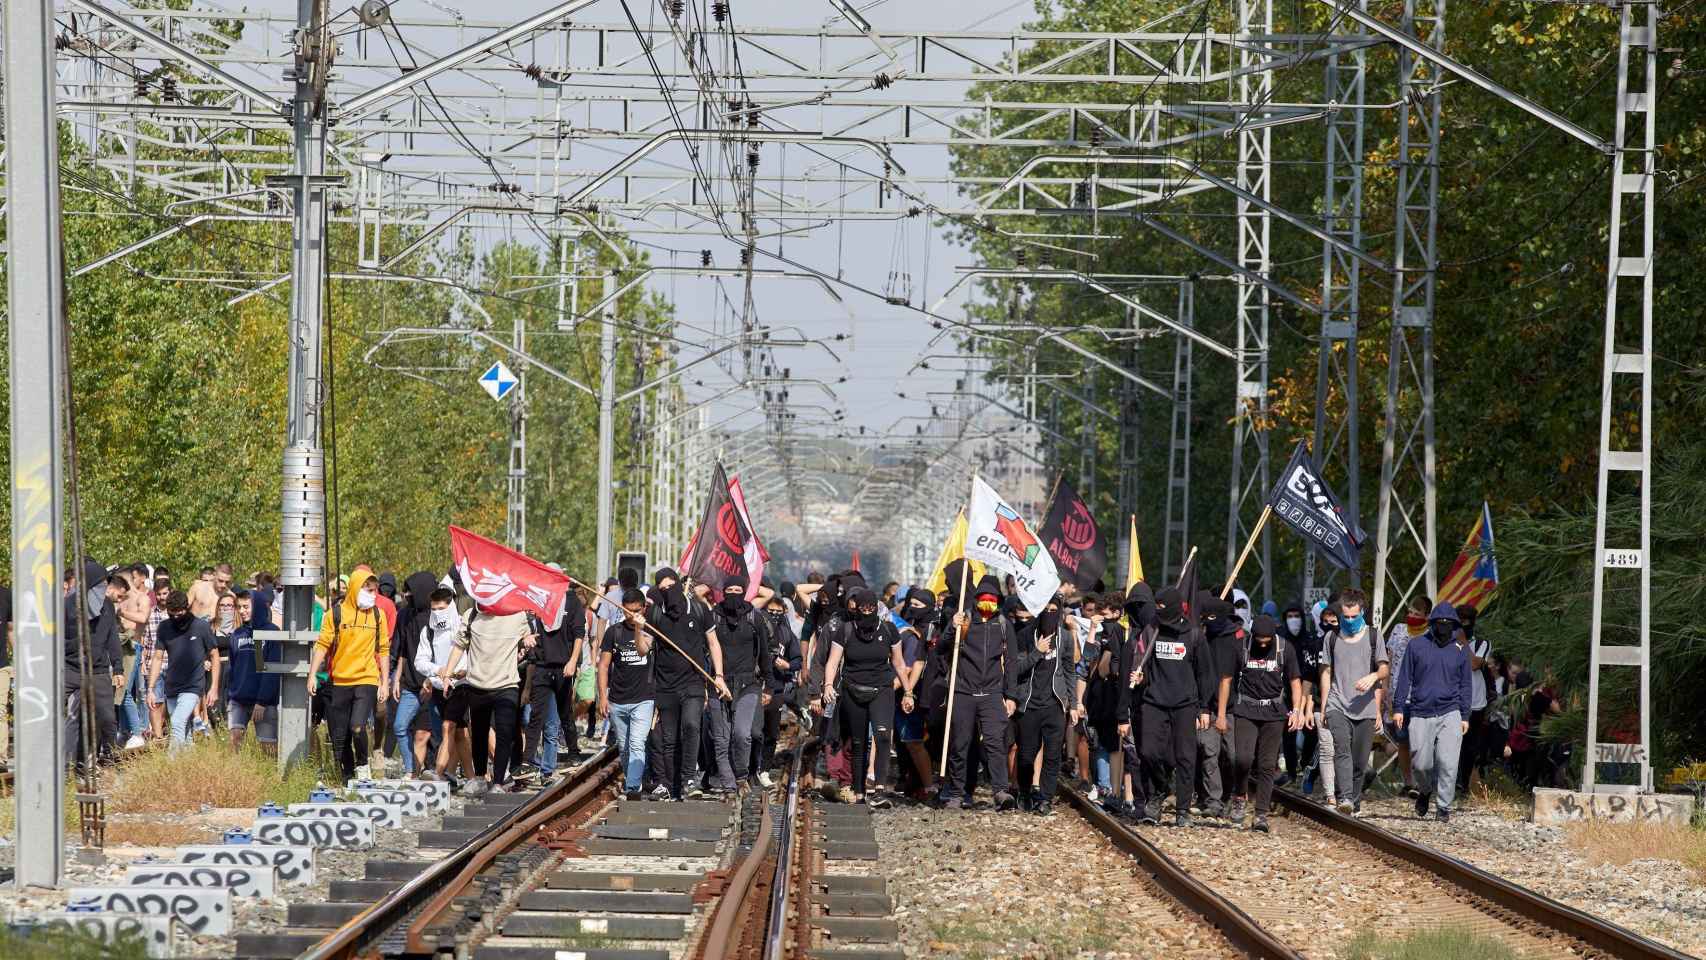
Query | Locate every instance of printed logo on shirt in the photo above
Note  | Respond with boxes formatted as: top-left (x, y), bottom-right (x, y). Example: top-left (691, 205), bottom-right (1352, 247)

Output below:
top-left (1155, 640), bottom-right (1187, 660)
top-left (1245, 656), bottom-right (1279, 672)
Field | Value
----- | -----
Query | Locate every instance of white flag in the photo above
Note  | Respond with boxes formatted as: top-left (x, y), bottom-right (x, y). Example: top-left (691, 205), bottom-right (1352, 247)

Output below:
top-left (963, 475), bottom-right (1062, 616)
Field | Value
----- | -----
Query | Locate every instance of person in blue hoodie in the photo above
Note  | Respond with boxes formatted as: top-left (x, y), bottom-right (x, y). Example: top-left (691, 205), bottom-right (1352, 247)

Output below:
top-left (226, 589), bottom-right (283, 755)
top-left (1391, 601), bottom-right (1473, 822)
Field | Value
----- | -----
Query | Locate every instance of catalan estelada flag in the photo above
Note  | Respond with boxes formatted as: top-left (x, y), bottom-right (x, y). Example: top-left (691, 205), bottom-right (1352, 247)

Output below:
top-left (1438, 501), bottom-right (1500, 611)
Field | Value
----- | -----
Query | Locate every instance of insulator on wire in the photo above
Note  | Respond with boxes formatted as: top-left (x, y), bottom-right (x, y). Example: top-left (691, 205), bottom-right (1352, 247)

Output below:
top-left (711, 1), bottom-right (728, 23)
top-left (524, 63), bottom-right (543, 80)
top-left (746, 102), bottom-right (760, 128)
top-left (1089, 125), bottom-right (1105, 149)
top-left (740, 245), bottom-right (754, 267)
top-left (161, 75), bottom-right (179, 101)
top-left (668, 0), bottom-right (684, 17)
top-left (747, 144), bottom-right (760, 172)
top-left (872, 72), bottom-right (893, 90)
top-left (134, 75), bottom-right (150, 99)
top-left (700, 249), bottom-right (712, 267)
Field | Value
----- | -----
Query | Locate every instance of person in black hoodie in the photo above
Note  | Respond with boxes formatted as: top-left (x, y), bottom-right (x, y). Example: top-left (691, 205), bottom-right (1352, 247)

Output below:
top-left (758, 591), bottom-right (801, 777)
top-left (1196, 593), bottom-right (1241, 818)
top-left (939, 575), bottom-right (1020, 811)
top-left (1135, 586), bottom-right (1216, 826)
top-left (64, 562), bottom-right (127, 766)
top-left (1226, 614), bottom-right (1305, 831)
top-left (520, 578), bottom-right (586, 781)
top-left (647, 566), bottom-right (730, 799)
top-left (389, 571), bottom-right (441, 777)
top-left (1115, 582), bottom-right (1159, 818)
top-left (1011, 594), bottom-right (1080, 815)
top-left (708, 582), bottom-right (770, 794)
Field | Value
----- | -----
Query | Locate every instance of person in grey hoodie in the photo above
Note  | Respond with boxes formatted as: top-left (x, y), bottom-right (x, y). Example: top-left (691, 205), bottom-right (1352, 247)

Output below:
top-left (1391, 601), bottom-right (1474, 821)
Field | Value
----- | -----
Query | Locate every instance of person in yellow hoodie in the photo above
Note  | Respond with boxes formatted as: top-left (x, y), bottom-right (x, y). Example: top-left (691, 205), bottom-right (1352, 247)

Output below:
top-left (308, 567), bottom-right (391, 779)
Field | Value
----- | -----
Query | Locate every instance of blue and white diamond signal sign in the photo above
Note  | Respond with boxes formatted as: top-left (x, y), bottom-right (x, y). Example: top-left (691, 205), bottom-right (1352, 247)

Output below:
top-left (478, 361), bottom-right (519, 401)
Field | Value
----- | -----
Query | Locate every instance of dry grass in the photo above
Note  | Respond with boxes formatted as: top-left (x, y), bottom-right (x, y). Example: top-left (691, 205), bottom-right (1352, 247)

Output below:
top-left (1563, 820), bottom-right (1706, 884)
top-left (108, 733), bottom-right (330, 813)
top-left (104, 818), bottom-right (219, 847)
top-left (1344, 927), bottom-right (1525, 960)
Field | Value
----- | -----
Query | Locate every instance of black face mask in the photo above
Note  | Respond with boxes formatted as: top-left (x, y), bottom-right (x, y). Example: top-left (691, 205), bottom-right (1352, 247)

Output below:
top-left (904, 604), bottom-right (932, 626)
top-left (171, 612), bottom-right (192, 627)
top-left (1038, 609), bottom-right (1061, 635)
top-left (857, 609), bottom-right (880, 630)
top-left (721, 594), bottom-right (746, 614)
top-left (1431, 621), bottom-right (1456, 646)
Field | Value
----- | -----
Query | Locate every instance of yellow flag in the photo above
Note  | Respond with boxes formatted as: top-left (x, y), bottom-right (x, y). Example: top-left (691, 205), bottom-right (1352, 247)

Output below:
top-left (927, 509), bottom-right (985, 596)
top-left (1125, 514), bottom-right (1144, 591)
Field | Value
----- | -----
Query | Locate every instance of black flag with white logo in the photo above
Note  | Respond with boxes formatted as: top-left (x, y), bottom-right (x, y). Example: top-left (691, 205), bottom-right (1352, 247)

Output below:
top-left (1267, 443), bottom-right (1363, 571)
top-left (1039, 476), bottom-right (1107, 593)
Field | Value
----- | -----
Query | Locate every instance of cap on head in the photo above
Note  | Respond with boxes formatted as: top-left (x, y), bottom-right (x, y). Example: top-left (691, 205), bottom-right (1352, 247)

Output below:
top-left (1252, 613), bottom-right (1278, 637)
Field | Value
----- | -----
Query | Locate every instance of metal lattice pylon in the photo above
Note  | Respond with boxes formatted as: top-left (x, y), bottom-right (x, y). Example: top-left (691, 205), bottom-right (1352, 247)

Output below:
top-left (1306, 7), bottom-right (1368, 604)
top-left (1164, 282), bottom-right (1195, 584)
top-left (1583, 2), bottom-right (1658, 793)
top-left (1372, 0), bottom-right (1444, 628)
top-left (1228, 0), bottom-right (1275, 602)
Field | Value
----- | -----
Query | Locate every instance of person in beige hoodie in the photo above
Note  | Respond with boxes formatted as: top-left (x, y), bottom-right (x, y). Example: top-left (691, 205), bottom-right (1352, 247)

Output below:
top-left (443, 608), bottom-right (536, 795)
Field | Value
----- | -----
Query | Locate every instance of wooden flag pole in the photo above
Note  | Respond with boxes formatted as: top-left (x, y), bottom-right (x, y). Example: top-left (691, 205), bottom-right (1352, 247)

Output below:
top-left (937, 559), bottom-right (972, 778)
top-left (1220, 505), bottom-right (1274, 599)
top-left (565, 575), bottom-right (725, 694)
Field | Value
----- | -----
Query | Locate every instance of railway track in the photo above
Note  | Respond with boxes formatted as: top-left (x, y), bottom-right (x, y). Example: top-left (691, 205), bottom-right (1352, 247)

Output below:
top-left (249, 735), bottom-right (895, 960)
top-left (1064, 782), bottom-right (1696, 960)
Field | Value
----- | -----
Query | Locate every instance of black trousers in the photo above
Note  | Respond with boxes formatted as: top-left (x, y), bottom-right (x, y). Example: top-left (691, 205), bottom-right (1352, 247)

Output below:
top-left (945, 691), bottom-right (1009, 798)
top-left (1016, 699), bottom-right (1067, 799)
top-left (1457, 707), bottom-right (1488, 794)
top-left (1233, 715), bottom-right (1285, 815)
top-left (468, 686), bottom-right (521, 784)
top-left (1140, 702), bottom-right (1198, 813)
top-left (654, 688), bottom-right (705, 797)
top-left (524, 665), bottom-right (575, 766)
top-left (841, 688), bottom-right (894, 797)
top-left (326, 683), bottom-right (379, 780)
top-left (65, 673), bottom-right (119, 766)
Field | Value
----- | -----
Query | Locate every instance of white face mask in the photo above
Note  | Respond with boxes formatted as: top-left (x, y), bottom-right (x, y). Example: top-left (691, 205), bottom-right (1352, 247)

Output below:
top-left (356, 588), bottom-right (377, 610)
top-left (430, 608), bottom-right (453, 630)
top-left (1285, 616), bottom-right (1303, 634)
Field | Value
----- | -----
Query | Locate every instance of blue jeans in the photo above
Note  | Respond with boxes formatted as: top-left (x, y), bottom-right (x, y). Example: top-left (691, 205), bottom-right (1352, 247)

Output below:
top-left (537, 692), bottom-right (563, 775)
top-left (1092, 746), bottom-right (1113, 794)
top-left (391, 690), bottom-right (442, 775)
top-left (608, 700), bottom-right (654, 790)
top-left (118, 654), bottom-right (146, 738)
top-left (168, 692), bottom-right (200, 747)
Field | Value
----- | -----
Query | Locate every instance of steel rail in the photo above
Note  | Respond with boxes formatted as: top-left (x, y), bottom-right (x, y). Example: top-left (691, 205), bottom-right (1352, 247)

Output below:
top-left (1061, 787), bottom-right (1305, 960)
top-left (700, 737), bottom-right (820, 960)
top-left (1273, 790), bottom-right (1695, 960)
top-left (296, 745), bottom-right (619, 960)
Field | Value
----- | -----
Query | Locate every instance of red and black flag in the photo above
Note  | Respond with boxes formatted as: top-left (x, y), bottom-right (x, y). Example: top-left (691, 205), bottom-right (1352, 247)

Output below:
top-left (1038, 475), bottom-right (1107, 593)
top-left (680, 461), bottom-right (759, 593)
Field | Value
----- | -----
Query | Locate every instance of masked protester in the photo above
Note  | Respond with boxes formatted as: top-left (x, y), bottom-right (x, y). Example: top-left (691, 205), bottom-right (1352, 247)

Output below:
top-left (1318, 587), bottom-right (1389, 814)
top-left (1011, 594), bottom-right (1081, 815)
top-left (1135, 587), bottom-right (1216, 826)
top-left (1114, 583), bottom-right (1159, 817)
top-left (823, 589), bottom-right (913, 807)
top-left (148, 589), bottom-right (218, 750)
top-left (1455, 603), bottom-right (1492, 798)
top-left (1384, 593), bottom-right (1432, 797)
top-left (1198, 593), bottom-right (1240, 819)
top-left (709, 582), bottom-right (769, 794)
top-left (1308, 603), bottom-right (1341, 800)
top-left (1277, 601), bottom-right (1317, 787)
top-left (307, 568), bottom-right (391, 779)
top-left (1226, 614), bottom-right (1305, 831)
top-left (598, 589), bottom-right (656, 799)
top-left (647, 567), bottom-right (731, 800)
top-left (1392, 602), bottom-right (1474, 821)
top-left (939, 575), bottom-right (1020, 810)
top-left (893, 587), bottom-right (936, 800)
top-left (519, 571), bottom-right (587, 783)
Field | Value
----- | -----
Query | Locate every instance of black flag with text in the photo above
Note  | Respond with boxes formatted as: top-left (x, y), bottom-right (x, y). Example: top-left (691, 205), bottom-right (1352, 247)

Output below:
top-left (1267, 443), bottom-right (1363, 571)
top-left (1038, 477), bottom-right (1108, 592)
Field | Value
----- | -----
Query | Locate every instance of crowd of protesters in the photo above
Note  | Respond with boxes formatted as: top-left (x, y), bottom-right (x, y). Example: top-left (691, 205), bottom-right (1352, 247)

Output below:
top-left (12, 556), bottom-right (1570, 820)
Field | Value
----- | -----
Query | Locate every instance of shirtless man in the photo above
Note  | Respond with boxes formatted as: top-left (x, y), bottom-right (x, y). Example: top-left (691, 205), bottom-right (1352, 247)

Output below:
top-left (188, 563), bottom-right (233, 621)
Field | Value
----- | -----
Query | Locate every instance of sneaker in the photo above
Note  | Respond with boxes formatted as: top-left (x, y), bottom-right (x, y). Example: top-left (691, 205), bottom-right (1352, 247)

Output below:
top-left (1087, 785), bottom-right (1101, 803)
top-left (123, 734), bottom-right (147, 751)
top-left (1353, 800), bottom-right (1363, 816)
top-left (1203, 801), bottom-right (1225, 820)
top-left (650, 785), bottom-right (673, 801)
top-left (758, 771), bottom-right (773, 787)
top-left (461, 777), bottom-right (491, 798)
top-left (1174, 811), bottom-right (1193, 828)
top-left (1032, 800), bottom-right (1053, 817)
top-left (419, 770), bottom-right (442, 782)
top-left (1435, 809), bottom-right (1451, 823)
top-left (1139, 802), bottom-right (1161, 826)
top-left (867, 791), bottom-right (892, 810)
top-left (1227, 798), bottom-right (1246, 824)
top-left (993, 791), bottom-right (1018, 811)
top-left (938, 795), bottom-right (964, 810)
top-left (686, 785), bottom-right (706, 801)
top-left (1275, 772), bottom-right (1294, 787)
top-left (1335, 798), bottom-right (1355, 815)
top-left (1251, 816), bottom-right (1271, 833)
top-left (1415, 791), bottom-right (1431, 818)
top-left (624, 788), bottom-right (642, 801)
top-left (355, 763), bottom-right (371, 781)
top-left (1301, 772), bottom-right (1316, 795)
top-left (512, 763), bottom-right (539, 782)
